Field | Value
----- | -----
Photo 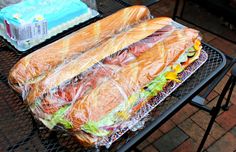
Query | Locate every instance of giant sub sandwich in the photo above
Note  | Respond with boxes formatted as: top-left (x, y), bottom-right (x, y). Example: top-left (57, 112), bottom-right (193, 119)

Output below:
top-left (8, 8), bottom-right (202, 146)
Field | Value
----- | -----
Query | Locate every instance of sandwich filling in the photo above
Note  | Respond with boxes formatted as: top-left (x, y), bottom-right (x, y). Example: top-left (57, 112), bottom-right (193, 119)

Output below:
top-left (36, 30), bottom-right (202, 138)
top-left (78, 39), bottom-right (202, 136)
top-left (36, 25), bottom-right (175, 114)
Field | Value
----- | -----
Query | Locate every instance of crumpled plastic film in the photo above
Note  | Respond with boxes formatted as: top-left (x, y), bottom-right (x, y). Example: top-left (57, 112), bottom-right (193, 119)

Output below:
top-left (8, 6), bottom-right (203, 147)
top-left (0, 0), bottom-right (100, 51)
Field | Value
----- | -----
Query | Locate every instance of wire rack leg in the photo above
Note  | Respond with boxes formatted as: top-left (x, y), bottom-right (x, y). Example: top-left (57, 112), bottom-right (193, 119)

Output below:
top-left (172, 0), bottom-right (180, 20)
top-left (222, 80), bottom-right (235, 110)
top-left (197, 75), bottom-right (234, 152)
top-left (222, 64), bottom-right (236, 110)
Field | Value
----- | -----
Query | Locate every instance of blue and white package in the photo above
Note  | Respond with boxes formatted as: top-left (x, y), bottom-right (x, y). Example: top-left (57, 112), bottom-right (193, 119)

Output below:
top-left (0, 0), bottom-right (99, 51)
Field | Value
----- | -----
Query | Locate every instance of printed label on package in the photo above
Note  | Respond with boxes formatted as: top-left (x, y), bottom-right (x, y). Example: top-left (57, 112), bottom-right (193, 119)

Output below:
top-left (5, 20), bottom-right (48, 41)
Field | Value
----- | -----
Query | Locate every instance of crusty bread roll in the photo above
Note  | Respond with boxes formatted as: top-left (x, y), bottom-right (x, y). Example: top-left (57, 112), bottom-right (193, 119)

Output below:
top-left (8, 5), bottom-right (151, 93)
top-left (68, 28), bottom-right (200, 145)
top-left (27, 17), bottom-right (173, 103)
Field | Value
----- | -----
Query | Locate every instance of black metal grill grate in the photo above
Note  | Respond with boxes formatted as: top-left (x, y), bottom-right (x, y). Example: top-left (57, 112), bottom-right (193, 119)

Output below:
top-left (0, 43), bottom-right (225, 151)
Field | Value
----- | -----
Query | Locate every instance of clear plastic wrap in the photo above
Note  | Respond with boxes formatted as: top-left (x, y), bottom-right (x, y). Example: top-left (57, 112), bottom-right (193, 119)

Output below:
top-left (8, 6), bottom-right (204, 148)
top-left (0, 0), bottom-right (100, 51)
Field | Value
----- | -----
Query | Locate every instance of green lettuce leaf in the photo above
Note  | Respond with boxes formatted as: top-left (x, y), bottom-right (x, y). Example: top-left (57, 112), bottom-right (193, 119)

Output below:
top-left (51, 106), bottom-right (72, 129)
top-left (147, 73), bottom-right (167, 95)
top-left (81, 121), bottom-right (110, 137)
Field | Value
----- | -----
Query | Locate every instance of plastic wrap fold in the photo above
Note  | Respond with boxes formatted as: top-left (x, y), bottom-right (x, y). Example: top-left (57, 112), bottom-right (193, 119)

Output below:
top-left (0, 0), bottom-right (100, 51)
top-left (8, 6), bottom-right (203, 147)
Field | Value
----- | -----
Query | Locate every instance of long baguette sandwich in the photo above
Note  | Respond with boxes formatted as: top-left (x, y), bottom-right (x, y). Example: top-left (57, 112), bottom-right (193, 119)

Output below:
top-left (15, 18), bottom-right (203, 145)
top-left (8, 8), bottom-right (203, 145)
top-left (8, 5), bottom-right (151, 94)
